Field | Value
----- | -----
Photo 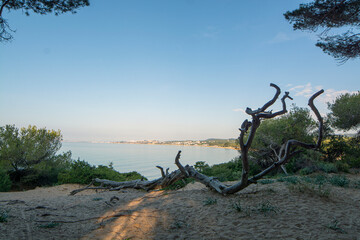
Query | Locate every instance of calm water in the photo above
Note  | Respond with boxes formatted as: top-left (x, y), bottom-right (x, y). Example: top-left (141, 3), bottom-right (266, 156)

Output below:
top-left (61, 142), bottom-right (239, 180)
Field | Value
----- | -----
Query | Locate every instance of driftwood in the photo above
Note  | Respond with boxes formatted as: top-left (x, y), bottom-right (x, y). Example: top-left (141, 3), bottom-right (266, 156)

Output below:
top-left (71, 83), bottom-right (324, 196)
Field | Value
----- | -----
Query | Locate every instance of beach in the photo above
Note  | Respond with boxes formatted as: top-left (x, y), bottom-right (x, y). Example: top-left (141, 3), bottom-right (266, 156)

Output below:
top-left (1, 173), bottom-right (360, 240)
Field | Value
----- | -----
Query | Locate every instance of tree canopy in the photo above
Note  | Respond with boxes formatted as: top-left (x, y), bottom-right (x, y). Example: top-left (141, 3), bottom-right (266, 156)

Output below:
top-left (250, 105), bottom-right (317, 168)
top-left (0, 125), bottom-right (69, 172)
top-left (0, 0), bottom-right (89, 42)
top-left (284, 0), bottom-right (360, 63)
top-left (328, 91), bottom-right (360, 131)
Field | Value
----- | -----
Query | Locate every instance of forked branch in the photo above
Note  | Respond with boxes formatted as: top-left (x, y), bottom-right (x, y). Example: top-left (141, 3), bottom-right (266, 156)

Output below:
top-left (72, 84), bottom-right (324, 196)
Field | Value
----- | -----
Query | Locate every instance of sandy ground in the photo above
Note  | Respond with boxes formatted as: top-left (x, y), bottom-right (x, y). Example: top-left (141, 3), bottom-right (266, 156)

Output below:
top-left (1, 175), bottom-right (360, 240)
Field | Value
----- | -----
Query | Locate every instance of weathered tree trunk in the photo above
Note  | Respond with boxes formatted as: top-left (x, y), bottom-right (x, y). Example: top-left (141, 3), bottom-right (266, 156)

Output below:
top-left (71, 83), bottom-right (324, 196)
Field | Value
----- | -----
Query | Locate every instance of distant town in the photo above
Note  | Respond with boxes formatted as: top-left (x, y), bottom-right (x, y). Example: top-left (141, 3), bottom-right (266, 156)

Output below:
top-left (111, 139), bottom-right (240, 150)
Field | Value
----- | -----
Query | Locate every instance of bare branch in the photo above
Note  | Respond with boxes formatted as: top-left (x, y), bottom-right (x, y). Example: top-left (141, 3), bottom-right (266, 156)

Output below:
top-left (308, 89), bottom-right (325, 148)
top-left (270, 144), bottom-right (279, 159)
top-left (0, 0), bottom-right (10, 17)
top-left (260, 83), bottom-right (281, 112)
top-left (72, 85), bottom-right (325, 196)
top-left (174, 150), bottom-right (189, 177)
top-left (0, 17), bottom-right (14, 42)
top-left (183, 165), bottom-right (226, 194)
top-left (156, 166), bottom-right (165, 178)
top-left (249, 90), bottom-right (324, 182)
top-left (238, 119), bottom-right (251, 150)
top-left (257, 91), bottom-right (293, 119)
top-left (245, 83), bottom-right (281, 115)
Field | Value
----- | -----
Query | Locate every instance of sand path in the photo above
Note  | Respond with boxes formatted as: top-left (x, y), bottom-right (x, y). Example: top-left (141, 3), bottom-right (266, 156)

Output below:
top-left (1, 175), bottom-right (360, 240)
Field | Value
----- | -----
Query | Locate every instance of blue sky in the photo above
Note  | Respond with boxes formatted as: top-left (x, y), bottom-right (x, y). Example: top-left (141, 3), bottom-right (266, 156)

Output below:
top-left (0, 0), bottom-right (359, 141)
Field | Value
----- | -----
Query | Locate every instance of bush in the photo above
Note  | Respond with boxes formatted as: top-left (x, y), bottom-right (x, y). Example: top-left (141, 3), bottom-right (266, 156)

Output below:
top-left (0, 208), bottom-right (8, 222)
top-left (277, 176), bottom-right (299, 184)
top-left (316, 162), bottom-right (338, 173)
top-left (329, 175), bottom-right (350, 187)
top-left (251, 106), bottom-right (317, 170)
top-left (335, 161), bottom-right (350, 173)
top-left (58, 159), bottom-right (145, 184)
top-left (58, 159), bottom-right (95, 184)
top-left (344, 155), bottom-right (360, 168)
top-left (286, 150), bottom-right (322, 174)
top-left (259, 179), bottom-right (275, 184)
top-left (194, 158), bottom-right (241, 182)
top-left (10, 152), bottom-right (73, 189)
top-left (203, 198), bottom-right (217, 206)
top-left (288, 182), bottom-right (330, 198)
top-left (304, 174), bottom-right (328, 186)
top-left (0, 125), bottom-right (73, 189)
top-left (194, 156), bottom-right (261, 182)
top-left (0, 170), bottom-right (12, 192)
top-left (353, 180), bottom-right (360, 189)
top-left (257, 201), bottom-right (278, 216)
top-left (322, 135), bottom-right (360, 169)
top-left (299, 166), bottom-right (317, 175)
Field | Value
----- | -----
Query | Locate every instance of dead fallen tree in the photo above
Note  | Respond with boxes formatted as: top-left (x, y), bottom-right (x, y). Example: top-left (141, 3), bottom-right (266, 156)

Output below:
top-left (71, 83), bottom-right (324, 196)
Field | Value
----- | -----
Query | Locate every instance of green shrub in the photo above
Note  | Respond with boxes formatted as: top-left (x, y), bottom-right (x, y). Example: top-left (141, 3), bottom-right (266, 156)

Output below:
top-left (0, 125), bottom-right (72, 189)
top-left (5, 151), bottom-right (72, 190)
top-left (335, 161), bottom-right (350, 173)
top-left (322, 134), bottom-right (360, 169)
top-left (250, 106), bottom-right (318, 172)
top-left (259, 179), bottom-right (275, 184)
top-left (194, 161), bottom-right (210, 173)
top-left (170, 220), bottom-right (189, 230)
top-left (93, 165), bottom-right (144, 182)
top-left (58, 159), bottom-right (145, 184)
top-left (329, 175), bottom-right (350, 187)
top-left (286, 150), bottom-right (322, 174)
top-left (299, 166), bottom-right (317, 175)
top-left (296, 161), bottom-right (341, 175)
top-left (195, 158), bottom-right (241, 182)
top-left (0, 208), bottom-right (8, 222)
top-left (316, 162), bottom-right (338, 173)
top-left (11, 155), bottom-right (72, 188)
top-left (288, 182), bottom-right (330, 198)
top-left (0, 170), bottom-right (12, 192)
top-left (92, 197), bottom-right (103, 201)
top-left (277, 176), bottom-right (299, 184)
top-left (203, 197), bottom-right (217, 206)
top-left (194, 157), bottom-right (261, 182)
top-left (308, 174), bottom-right (328, 186)
top-left (257, 201), bottom-right (278, 216)
top-left (344, 155), bottom-right (360, 168)
top-left (248, 159), bottom-right (262, 176)
top-left (353, 180), bottom-right (360, 189)
top-left (232, 200), bottom-right (243, 212)
top-left (58, 159), bottom-right (95, 184)
top-left (38, 222), bottom-right (60, 228)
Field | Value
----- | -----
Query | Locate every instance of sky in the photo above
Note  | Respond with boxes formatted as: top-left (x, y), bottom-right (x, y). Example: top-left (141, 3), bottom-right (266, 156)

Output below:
top-left (0, 0), bottom-right (359, 142)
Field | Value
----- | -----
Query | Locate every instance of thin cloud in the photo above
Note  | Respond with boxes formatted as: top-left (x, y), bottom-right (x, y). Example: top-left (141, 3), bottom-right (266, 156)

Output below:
top-left (290, 83), bottom-right (314, 97)
top-left (269, 32), bottom-right (291, 44)
top-left (268, 31), bottom-right (310, 44)
top-left (289, 85), bottom-right (305, 91)
top-left (287, 83), bottom-right (357, 103)
top-left (321, 89), bottom-right (358, 104)
top-left (233, 108), bottom-right (246, 114)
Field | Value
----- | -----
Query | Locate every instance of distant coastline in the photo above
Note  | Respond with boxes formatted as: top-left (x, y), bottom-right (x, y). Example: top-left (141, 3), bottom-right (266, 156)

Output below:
top-left (62, 139), bottom-right (240, 151)
top-left (110, 139), bottom-right (240, 151)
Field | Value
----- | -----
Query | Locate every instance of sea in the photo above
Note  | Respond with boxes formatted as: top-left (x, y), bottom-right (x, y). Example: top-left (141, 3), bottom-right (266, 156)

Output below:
top-left (61, 142), bottom-right (239, 180)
